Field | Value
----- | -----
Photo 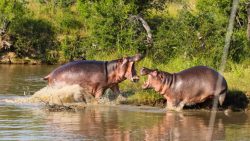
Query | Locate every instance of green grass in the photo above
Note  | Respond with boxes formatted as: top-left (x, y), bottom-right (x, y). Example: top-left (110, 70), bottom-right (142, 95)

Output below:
top-left (224, 64), bottom-right (250, 96)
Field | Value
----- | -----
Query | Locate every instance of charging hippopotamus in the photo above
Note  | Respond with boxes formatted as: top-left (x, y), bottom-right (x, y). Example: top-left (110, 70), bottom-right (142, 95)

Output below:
top-left (140, 66), bottom-right (228, 110)
top-left (44, 54), bottom-right (144, 100)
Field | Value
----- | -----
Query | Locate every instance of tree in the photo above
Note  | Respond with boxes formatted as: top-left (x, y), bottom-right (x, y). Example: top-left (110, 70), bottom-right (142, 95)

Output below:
top-left (0, 0), bottom-right (26, 51)
top-left (77, 0), bottom-right (148, 56)
top-left (246, 1), bottom-right (250, 40)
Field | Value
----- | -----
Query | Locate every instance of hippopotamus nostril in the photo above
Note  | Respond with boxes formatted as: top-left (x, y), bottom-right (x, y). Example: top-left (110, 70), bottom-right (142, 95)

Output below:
top-left (131, 76), bottom-right (139, 82)
top-left (133, 79), bottom-right (139, 82)
top-left (140, 67), bottom-right (152, 76)
top-left (140, 68), bottom-right (146, 75)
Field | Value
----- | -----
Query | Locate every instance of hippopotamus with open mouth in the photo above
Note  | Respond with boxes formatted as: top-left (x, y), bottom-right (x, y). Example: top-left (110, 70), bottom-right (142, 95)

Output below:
top-left (140, 66), bottom-right (228, 110)
top-left (44, 54), bottom-right (144, 101)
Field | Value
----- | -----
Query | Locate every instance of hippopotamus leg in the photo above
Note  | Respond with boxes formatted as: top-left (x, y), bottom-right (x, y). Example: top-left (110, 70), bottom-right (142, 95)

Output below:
top-left (166, 101), bottom-right (177, 111)
top-left (167, 101), bottom-right (186, 111)
top-left (110, 85), bottom-right (127, 102)
top-left (82, 91), bottom-right (96, 104)
top-left (110, 84), bottom-right (120, 95)
top-left (219, 92), bottom-right (226, 106)
top-left (176, 101), bottom-right (186, 111)
top-left (165, 97), bottom-right (186, 111)
top-left (94, 89), bottom-right (104, 99)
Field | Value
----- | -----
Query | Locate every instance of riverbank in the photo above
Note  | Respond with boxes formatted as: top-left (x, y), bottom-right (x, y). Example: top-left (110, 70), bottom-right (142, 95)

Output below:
top-left (0, 52), bottom-right (42, 65)
top-left (0, 56), bottom-right (249, 111)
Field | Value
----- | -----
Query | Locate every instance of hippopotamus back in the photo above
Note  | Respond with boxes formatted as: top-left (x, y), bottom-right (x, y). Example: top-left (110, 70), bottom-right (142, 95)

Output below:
top-left (45, 61), bottom-right (107, 87)
top-left (174, 66), bottom-right (227, 104)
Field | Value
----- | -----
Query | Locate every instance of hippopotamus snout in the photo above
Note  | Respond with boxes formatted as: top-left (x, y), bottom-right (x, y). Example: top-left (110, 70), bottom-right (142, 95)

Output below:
top-left (142, 80), bottom-right (150, 89)
top-left (140, 67), bottom-right (152, 76)
top-left (140, 68), bottom-right (147, 75)
top-left (127, 55), bottom-right (145, 83)
top-left (140, 67), bottom-right (154, 89)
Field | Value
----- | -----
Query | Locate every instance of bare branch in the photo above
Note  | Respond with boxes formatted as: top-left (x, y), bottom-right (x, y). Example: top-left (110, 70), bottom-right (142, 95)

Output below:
top-left (246, 2), bottom-right (250, 40)
top-left (0, 20), bottom-right (10, 35)
top-left (1, 40), bottom-right (12, 49)
top-left (197, 32), bottom-right (205, 49)
top-left (235, 15), bottom-right (242, 27)
top-left (0, 20), bottom-right (12, 50)
top-left (130, 15), bottom-right (153, 45)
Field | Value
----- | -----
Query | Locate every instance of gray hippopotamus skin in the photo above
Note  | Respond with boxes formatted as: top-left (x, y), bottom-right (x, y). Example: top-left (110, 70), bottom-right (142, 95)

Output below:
top-left (44, 54), bottom-right (144, 100)
top-left (141, 66), bottom-right (228, 110)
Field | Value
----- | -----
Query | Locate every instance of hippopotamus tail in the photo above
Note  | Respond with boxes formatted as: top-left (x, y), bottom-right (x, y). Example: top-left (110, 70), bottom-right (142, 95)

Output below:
top-left (219, 90), bottom-right (227, 106)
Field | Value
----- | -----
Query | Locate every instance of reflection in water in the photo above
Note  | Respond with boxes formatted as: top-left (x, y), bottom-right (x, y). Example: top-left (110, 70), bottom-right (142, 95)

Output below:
top-left (0, 65), bottom-right (250, 140)
top-left (0, 104), bottom-right (46, 140)
top-left (44, 106), bottom-right (165, 141)
top-left (144, 112), bottom-right (249, 141)
top-left (30, 106), bottom-right (250, 141)
top-left (47, 107), bottom-right (250, 141)
top-left (0, 101), bottom-right (250, 140)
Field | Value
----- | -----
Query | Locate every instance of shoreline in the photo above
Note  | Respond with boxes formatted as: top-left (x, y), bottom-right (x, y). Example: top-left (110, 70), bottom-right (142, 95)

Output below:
top-left (0, 93), bottom-right (249, 112)
top-left (0, 56), bottom-right (42, 65)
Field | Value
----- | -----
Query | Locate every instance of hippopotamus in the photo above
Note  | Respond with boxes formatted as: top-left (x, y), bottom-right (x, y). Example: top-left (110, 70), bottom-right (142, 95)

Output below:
top-left (44, 54), bottom-right (144, 101)
top-left (140, 66), bottom-right (228, 110)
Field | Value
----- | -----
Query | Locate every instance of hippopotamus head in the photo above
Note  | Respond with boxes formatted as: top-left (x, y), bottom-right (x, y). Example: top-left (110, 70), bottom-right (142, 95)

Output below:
top-left (111, 53), bottom-right (144, 82)
top-left (140, 67), bottom-right (167, 91)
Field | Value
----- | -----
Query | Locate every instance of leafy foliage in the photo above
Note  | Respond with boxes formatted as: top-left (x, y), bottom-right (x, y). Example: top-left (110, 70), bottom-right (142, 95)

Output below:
top-left (77, 0), bottom-right (146, 55)
top-left (0, 0), bottom-right (26, 23)
top-left (12, 19), bottom-right (58, 60)
top-left (0, 0), bottom-right (249, 66)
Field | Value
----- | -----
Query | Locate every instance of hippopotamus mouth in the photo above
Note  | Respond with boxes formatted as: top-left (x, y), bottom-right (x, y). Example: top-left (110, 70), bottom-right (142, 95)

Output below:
top-left (140, 67), bottom-right (150, 76)
top-left (140, 67), bottom-right (151, 89)
top-left (142, 79), bottom-right (150, 89)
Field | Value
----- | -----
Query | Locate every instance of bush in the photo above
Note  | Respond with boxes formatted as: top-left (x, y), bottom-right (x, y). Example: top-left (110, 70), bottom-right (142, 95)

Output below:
top-left (77, 0), bottom-right (146, 56)
top-left (12, 19), bottom-right (58, 61)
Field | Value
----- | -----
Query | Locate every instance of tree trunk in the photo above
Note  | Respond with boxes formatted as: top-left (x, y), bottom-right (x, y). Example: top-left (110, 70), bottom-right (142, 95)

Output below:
top-left (0, 20), bottom-right (12, 50)
top-left (129, 15), bottom-right (153, 55)
top-left (247, 2), bottom-right (250, 41)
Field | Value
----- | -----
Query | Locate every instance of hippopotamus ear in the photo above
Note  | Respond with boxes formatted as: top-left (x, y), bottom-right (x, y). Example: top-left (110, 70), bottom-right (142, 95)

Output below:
top-left (159, 73), bottom-right (164, 80)
top-left (150, 70), bottom-right (158, 77)
top-left (128, 53), bottom-right (144, 62)
top-left (121, 58), bottom-right (129, 66)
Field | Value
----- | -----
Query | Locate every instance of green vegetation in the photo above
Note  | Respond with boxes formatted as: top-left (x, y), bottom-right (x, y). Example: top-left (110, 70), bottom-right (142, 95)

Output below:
top-left (0, 0), bottom-right (250, 103)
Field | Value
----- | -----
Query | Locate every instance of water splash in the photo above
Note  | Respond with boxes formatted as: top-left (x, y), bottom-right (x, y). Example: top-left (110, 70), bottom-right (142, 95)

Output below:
top-left (3, 84), bottom-right (123, 107)
top-left (4, 85), bottom-right (86, 105)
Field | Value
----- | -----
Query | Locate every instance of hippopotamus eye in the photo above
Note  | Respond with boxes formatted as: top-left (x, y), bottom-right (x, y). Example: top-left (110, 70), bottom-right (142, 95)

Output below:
top-left (159, 74), bottom-right (165, 79)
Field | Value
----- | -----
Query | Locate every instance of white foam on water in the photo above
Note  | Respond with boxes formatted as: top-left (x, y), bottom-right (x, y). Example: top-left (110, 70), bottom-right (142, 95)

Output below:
top-left (3, 84), bottom-right (87, 105)
top-left (3, 84), bottom-right (122, 106)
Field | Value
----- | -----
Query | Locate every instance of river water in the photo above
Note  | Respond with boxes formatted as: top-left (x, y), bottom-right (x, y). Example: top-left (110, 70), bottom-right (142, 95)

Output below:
top-left (0, 65), bottom-right (249, 141)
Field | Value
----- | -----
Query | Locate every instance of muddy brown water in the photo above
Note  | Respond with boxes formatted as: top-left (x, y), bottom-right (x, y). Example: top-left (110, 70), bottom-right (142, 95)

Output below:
top-left (0, 65), bottom-right (249, 141)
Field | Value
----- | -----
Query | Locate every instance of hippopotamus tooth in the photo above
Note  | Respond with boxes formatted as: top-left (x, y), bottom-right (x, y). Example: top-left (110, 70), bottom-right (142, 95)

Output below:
top-left (140, 66), bottom-right (228, 111)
